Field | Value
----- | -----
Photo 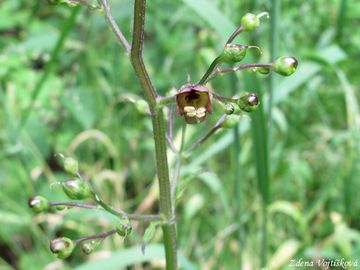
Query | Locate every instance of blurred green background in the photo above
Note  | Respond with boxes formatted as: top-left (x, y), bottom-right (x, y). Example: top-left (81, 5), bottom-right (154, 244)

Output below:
top-left (0, 0), bottom-right (359, 269)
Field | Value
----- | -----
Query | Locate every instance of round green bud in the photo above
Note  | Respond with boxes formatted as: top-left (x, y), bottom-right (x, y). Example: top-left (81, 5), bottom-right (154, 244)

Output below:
top-left (55, 205), bottom-right (66, 211)
top-left (28, 196), bottom-right (49, 213)
top-left (256, 66), bottom-right (270, 75)
top-left (225, 104), bottom-right (235, 115)
top-left (237, 93), bottom-right (260, 112)
top-left (222, 44), bottom-right (247, 64)
top-left (241, 12), bottom-right (269, 32)
top-left (82, 243), bottom-right (93, 255)
top-left (222, 115), bottom-right (241, 129)
top-left (272, 56), bottom-right (298, 76)
top-left (241, 13), bottom-right (259, 31)
top-left (62, 179), bottom-right (91, 200)
top-left (116, 219), bottom-right (132, 237)
top-left (50, 237), bottom-right (74, 259)
top-left (224, 103), bottom-right (242, 115)
top-left (64, 157), bottom-right (79, 175)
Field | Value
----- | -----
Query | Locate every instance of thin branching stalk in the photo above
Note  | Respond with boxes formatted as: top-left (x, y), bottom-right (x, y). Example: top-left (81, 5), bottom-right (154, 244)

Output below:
top-left (205, 63), bottom-right (273, 83)
top-left (226, 25), bottom-right (244, 44)
top-left (185, 115), bottom-right (226, 154)
top-left (49, 201), bottom-right (162, 221)
top-left (73, 229), bottom-right (117, 244)
top-left (98, 0), bottom-right (131, 54)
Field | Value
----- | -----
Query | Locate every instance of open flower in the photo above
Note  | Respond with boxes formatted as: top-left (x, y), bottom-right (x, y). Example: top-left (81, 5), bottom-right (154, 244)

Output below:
top-left (176, 84), bottom-right (212, 124)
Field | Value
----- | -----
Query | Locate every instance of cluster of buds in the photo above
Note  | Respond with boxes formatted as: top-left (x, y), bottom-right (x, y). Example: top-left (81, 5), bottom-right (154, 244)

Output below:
top-left (28, 156), bottom-right (134, 259)
top-left (174, 12), bottom-right (297, 125)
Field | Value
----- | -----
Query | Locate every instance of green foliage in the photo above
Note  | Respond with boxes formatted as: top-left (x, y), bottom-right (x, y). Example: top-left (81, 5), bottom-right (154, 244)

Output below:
top-left (0, 0), bottom-right (359, 269)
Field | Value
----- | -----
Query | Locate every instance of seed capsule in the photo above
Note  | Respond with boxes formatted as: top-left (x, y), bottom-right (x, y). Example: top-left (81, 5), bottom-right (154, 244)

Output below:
top-left (272, 56), bottom-right (298, 76)
top-left (64, 157), bottom-right (79, 175)
top-left (28, 196), bottom-right (49, 213)
top-left (50, 237), bottom-right (74, 259)
top-left (62, 179), bottom-right (91, 200)
top-left (241, 12), bottom-right (269, 32)
top-left (222, 44), bottom-right (248, 64)
top-left (237, 93), bottom-right (260, 112)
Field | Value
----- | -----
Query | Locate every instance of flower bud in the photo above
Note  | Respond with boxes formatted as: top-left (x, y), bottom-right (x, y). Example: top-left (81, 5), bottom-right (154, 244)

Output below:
top-left (221, 44), bottom-right (260, 64)
top-left (222, 115), bottom-right (241, 129)
top-left (222, 44), bottom-right (247, 64)
top-left (241, 12), bottom-right (269, 32)
top-left (224, 103), bottom-right (241, 115)
top-left (62, 179), bottom-right (91, 200)
top-left (272, 56), bottom-right (298, 76)
top-left (64, 157), bottom-right (79, 175)
top-left (116, 219), bottom-right (132, 237)
top-left (50, 237), bottom-right (74, 259)
top-left (28, 196), bottom-right (49, 213)
top-left (237, 93), bottom-right (260, 112)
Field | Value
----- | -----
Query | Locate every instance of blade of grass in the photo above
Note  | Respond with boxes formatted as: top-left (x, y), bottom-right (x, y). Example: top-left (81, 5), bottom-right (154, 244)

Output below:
top-left (244, 72), bottom-right (269, 268)
top-left (230, 73), bottom-right (243, 269)
top-left (19, 6), bottom-right (81, 130)
top-left (268, 0), bottom-right (280, 142)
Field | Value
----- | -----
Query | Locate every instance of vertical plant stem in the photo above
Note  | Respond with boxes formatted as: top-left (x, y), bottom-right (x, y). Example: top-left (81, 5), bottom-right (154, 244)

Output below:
top-left (230, 74), bottom-right (243, 269)
top-left (130, 1), bottom-right (177, 269)
top-left (267, 0), bottom-right (280, 142)
top-left (19, 6), bottom-right (81, 130)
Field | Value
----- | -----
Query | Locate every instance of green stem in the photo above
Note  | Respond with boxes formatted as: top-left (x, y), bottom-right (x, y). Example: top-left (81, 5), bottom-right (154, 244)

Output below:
top-left (206, 63), bottom-right (272, 83)
top-left (131, 1), bottom-right (177, 269)
top-left (198, 56), bottom-right (223, 85)
top-left (19, 6), bottom-right (81, 130)
top-left (226, 25), bottom-right (244, 44)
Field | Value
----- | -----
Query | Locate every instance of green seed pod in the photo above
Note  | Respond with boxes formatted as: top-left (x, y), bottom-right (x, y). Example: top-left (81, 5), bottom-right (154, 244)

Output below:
top-left (116, 219), bottom-right (132, 237)
top-left (241, 12), bottom-right (269, 32)
top-left (272, 56), bottom-right (298, 76)
top-left (256, 66), bottom-right (270, 75)
top-left (62, 179), bottom-right (91, 200)
top-left (224, 103), bottom-right (241, 115)
top-left (222, 44), bottom-right (248, 64)
top-left (28, 196), bottom-right (49, 213)
top-left (64, 157), bottom-right (79, 175)
top-left (50, 237), bottom-right (74, 259)
top-left (237, 93), bottom-right (260, 112)
top-left (241, 13), bottom-right (259, 31)
top-left (222, 115), bottom-right (241, 128)
top-left (55, 205), bottom-right (66, 211)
